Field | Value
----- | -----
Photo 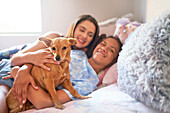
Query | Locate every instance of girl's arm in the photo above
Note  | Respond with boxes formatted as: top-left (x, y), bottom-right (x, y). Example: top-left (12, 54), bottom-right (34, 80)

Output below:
top-left (27, 85), bottom-right (71, 109)
top-left (12, 64), bottom-right (38, 107)
top-left (11, 32), bottom-right (61, 70)
top-left (11, 32), bottom-right (62, 107)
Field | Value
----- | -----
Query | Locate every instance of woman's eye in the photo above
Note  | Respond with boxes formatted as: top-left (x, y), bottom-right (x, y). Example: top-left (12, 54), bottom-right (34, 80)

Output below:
top-left (62, 46), bottom-right (67, 50)
top-left (110, 49), bottom-right (114, 53)
top-left (79, 29), bottom-right (85, 32)
top-left (52, 47), bottom-right (56, 50)
top-left (101, 43), bottom-right (105, 46)
top-left (88, 34), bottom-right (93, 38)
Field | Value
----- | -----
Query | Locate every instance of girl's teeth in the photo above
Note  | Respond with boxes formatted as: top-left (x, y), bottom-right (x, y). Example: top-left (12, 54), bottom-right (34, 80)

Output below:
top-left (98, 52), bottom-right (104, 57)
top-left (79, 39), bottom-right (85, 43)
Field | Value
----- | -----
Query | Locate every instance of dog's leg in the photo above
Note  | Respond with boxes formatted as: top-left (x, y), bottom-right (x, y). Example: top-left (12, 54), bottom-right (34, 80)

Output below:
top-left (6, 89), bottom-right (24, 113)
top-left (43, 76), bottom-right (65, 109)
top-left (62, 78), bottom-right (91, 99)
top-left (10, 107), bottom-right (23, 113)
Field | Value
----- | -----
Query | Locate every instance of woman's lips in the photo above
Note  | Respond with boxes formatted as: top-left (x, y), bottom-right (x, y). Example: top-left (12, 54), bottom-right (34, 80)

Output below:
top-left (78, 38), bottom-right (85, 44)
top-left (97, 50), bottom-right (105, 57)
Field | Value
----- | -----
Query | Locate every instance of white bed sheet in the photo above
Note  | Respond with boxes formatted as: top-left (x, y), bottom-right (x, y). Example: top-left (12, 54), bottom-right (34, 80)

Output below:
top-left (22, 83), bottom-right (165, 113)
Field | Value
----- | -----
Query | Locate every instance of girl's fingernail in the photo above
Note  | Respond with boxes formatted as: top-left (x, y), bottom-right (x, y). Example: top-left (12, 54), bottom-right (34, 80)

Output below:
top-left (23, 100), bottom-right (26, 104)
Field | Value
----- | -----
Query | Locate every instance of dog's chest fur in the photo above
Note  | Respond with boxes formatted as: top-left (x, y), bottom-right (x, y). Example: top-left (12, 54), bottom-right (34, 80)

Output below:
top-left (31, 61), bottom-right (69, 91)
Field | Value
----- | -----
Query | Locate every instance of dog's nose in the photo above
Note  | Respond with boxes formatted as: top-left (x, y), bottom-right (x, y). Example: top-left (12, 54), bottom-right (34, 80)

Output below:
top-left (55, 55), bottom-right (60, 61)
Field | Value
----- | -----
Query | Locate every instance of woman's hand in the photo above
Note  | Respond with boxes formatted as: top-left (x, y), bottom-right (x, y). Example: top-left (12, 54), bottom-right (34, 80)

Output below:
top-left (12, 64), bottom-right (38, 108)
top-left (2, 66), bottom-right (20, 79)
top-left (29, 48), bottom-right (59, 71)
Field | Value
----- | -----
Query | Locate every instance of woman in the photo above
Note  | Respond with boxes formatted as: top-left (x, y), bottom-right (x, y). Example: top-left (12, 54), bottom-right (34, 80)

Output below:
top-left (0, 14), bottom-right (99, 113)
top-left (7, 35), bottom-right (122, 110)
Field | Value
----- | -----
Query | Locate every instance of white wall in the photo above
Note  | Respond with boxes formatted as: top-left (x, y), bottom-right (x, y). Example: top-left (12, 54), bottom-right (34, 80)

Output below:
top-left (41, 0), bottom-right (135, 34)
top-left (133, 0), bottom-right (146, 22)
top-left (146, 0), bottom-right (170, 22)
top-left (0, 0), bottom-right (145, 50)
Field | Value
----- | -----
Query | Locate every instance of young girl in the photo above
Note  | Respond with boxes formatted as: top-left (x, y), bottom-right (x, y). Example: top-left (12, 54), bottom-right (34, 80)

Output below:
top-left (0, 14), bottom-right (99, 113)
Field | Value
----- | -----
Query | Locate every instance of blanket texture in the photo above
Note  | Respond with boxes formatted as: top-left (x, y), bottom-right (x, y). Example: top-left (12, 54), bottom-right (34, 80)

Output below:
top-left (117, 10), bottom-right (170, 112)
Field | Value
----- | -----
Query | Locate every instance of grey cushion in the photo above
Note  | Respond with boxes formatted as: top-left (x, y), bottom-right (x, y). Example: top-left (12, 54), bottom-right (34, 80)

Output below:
top-left (117, 10), bottom-right (170, 112)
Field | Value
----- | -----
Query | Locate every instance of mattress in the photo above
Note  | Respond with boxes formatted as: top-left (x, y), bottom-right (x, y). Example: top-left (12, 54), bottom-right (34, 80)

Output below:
top-left (22, 83), bottom-right (164, 113)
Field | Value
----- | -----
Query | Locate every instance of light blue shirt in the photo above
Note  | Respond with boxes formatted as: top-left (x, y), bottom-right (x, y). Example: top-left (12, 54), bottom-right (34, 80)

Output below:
top-left (61, 50), bottom-right (99, 100)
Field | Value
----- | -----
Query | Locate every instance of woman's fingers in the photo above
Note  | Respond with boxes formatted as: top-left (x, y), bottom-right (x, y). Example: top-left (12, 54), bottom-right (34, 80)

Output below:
top-left (40, 64), bottom-right (50, 71)
top-left (30, 78), bottom-right (38, 90)
top-left (2, 75), bottom-right (13, 79)
top-left (16, 88), bottom-right (24, 108)
top-left (21, 86), bottom-right (27, 105)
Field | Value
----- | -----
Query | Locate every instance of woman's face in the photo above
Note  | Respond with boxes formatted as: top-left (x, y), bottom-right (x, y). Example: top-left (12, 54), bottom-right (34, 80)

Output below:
top-left (92, 38), bottom-right (120, 67)
top-left (74, 20), bottom-right (96, 48)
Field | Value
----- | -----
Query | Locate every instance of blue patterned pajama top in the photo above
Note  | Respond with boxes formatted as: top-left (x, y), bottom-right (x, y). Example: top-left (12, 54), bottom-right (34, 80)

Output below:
top-left (58, 50), bottom-right (99, 100)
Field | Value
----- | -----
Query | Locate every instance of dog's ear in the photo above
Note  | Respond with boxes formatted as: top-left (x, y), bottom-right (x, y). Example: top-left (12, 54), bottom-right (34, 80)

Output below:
top-left (68, 38), bottom-right (77, 46)
top-left (39, 37), bottom-right (52, 47)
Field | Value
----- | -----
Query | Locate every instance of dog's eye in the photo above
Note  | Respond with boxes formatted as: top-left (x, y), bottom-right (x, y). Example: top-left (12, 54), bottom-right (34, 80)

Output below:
top-left (52, 47), bottom-right (56, 50)
top-left (62, 46), bottom-right (67, 50)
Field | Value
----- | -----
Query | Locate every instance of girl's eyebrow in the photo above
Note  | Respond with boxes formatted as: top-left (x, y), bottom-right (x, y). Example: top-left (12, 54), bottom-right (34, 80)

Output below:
top-left (79, 26), bottom-right (85, 29)
top-left (103, 40), bottom-right (106, 44)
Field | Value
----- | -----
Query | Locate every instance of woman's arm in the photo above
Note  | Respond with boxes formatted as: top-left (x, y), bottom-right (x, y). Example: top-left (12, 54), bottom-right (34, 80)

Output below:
top-left (11, 32), bottom-right (61, 70)
top-left (10, 39), bottom-right (45, 66)
top-left (11, 48), bottom-right (55, 71)
top-left (10, 32), bottom-right (63, 107)
top-left (27, 85), bottom-right (71, 109)
top-left (12, 64), bottom-right (38, 107)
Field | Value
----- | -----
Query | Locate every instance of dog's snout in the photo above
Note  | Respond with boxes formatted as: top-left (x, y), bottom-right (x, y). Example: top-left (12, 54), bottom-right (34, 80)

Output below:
top-left (56, 55), bottom-right (60, 61)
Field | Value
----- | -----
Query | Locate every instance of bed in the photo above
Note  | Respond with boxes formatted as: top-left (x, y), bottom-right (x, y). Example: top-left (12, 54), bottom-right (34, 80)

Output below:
top-left (22, 11), bottom-right (170, 113)
top-left (22, 83), bottom-right (164, 113)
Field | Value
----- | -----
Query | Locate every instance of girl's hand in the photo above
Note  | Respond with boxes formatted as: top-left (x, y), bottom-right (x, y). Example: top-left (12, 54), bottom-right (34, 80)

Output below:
top-left (29, 48), bottom-right (59, 71)
top-left (12, 64), bottom-right (38, 108)
top-left (2, 66), bottom-right (20, 80)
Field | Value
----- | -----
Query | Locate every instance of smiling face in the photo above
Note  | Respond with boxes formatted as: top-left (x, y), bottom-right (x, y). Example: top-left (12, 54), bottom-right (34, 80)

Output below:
top-left (92, 37), bottom-right (120, 68)
top-left (73, 20), bottom-right (96, 49)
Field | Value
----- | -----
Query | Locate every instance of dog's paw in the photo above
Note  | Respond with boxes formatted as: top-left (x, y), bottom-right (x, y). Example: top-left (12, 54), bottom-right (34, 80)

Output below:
top-left (79, 95), bottom-right (91, 99)
top-left (55, 104), bottom-right (65, 110)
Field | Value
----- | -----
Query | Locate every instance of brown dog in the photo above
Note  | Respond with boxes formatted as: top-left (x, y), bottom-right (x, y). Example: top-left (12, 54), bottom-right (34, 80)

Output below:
top-left (6, 37), bottom-right (90, 113)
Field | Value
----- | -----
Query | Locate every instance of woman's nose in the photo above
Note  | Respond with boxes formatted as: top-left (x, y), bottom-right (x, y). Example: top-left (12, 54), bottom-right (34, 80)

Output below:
top-left (82, 33), bottom-right (87, 39)
top-left (101, 46), bottom-right (106, 52)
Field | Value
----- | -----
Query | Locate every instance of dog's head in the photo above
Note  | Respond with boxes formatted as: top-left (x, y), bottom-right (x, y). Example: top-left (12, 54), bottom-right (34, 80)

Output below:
top-left (39, 37), bottom-right (77, 63)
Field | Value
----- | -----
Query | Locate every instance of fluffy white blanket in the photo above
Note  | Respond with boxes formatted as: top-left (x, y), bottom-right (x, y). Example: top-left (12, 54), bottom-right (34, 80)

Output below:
top-left (118, 10), bottom-right (170, 112)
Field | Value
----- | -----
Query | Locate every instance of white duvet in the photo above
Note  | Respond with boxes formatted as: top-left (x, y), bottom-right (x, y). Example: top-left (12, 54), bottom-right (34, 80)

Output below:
top-left (22, 84), bottom-right (165, 113)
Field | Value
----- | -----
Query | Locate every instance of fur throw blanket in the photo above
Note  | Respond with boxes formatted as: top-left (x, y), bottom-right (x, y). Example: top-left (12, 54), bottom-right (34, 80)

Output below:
top-left (117, 10), bottom-right (170, 112)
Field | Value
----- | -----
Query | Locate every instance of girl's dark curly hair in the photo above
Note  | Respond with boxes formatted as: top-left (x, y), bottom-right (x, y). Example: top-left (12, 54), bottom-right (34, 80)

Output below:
top-left (95, 34), bottom-right (122, 69)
